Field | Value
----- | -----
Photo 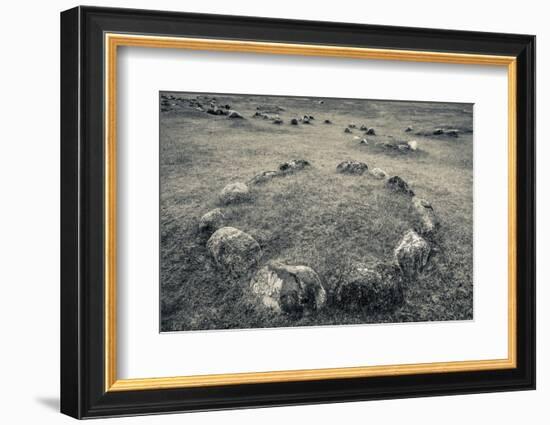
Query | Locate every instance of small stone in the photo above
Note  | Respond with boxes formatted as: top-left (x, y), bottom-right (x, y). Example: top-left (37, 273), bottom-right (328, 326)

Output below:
top-left (370, 168), bottom-right (388, 179)
top-left (359, 138), bottom-right (369, 145)
top-left (318, 100), bottom-right (325, 104)
top-left (344, 127), bottom-right (352, 133)
top-left (394, 229), bottom-right (431, 278)
top-left (360, 124), bottom-right (368, 131)
top-left (207, 227), bottom-right (262, 277)
top-left (386, 176), bottom-right (415, 196)
top-left (433, 128), bottom-right (444, 135)
top-left (444, 129), bottom-right (459, 137)
top-left (335, 262), bottom-right (404, 312)
top-left (250, 262), bottom-right (326, 315)
top-left (405, 126), bottom-right (413, 132)
top-left (397, 144), bottom-right (410, 152)
top-left (249, 170), bottom-right (280, 185)
top-left (308, 115), bottom-right (315, 120)
top-left (323, 119), bottom-right (332, 124)
top-left (348, 123), bottom-right (356, 128)
top-left (198, 208), bottom-right (226, 234)
top-left (301, 116), bottom-right (311, 124)
top-left (366, 127), bottom-right (376, 135)
top-left (336, 160), bottom-right (369, 175)
top-left (352, 136), bottom-right (361, 141)
top-left (407, 140), bottom-right (418, 151)
top-left (290, 118), bottom-right (299, 125)
top-left (273, 118), bottom-right (283, 124)
top-left (279, 159), bottom-right (310, 173)
top-left (227, 110), bottom-right (244, 119)
top-left (411, 197), bottom-right (439, 236)
top-left (219, 182), bottom-right (251, 204)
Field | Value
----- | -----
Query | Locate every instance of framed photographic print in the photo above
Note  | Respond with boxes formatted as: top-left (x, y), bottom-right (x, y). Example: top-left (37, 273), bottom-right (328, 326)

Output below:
top-left (60, 6), bottom-right (536, 419)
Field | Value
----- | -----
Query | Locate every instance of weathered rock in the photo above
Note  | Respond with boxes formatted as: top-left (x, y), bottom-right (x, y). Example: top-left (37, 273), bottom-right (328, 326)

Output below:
top-left (407, 140), bottom-right (418, 151)
top-left (360, 124), bottom-right (368, 131)
top-left (366, 127), bottom-right (376, 135)
top-left (198, 208), bottom-right (226, 234)
top-left (433, 128), bottom-right (444, 135)
top-left (386, 176), bottom-right (415, 196)
top-left (279, 159), bottom-right (310, 173)
top-left (344, 127), bottom-right (352, 133)
top-left (227, 110), bottom-right (244, 119)
top-left (273, 118), bottom-right (283, 124)
top-left (219, 182), bottom-right (251, 204)
top-left (335, 262), bottom-right (404, 312)
top-left (336, 160), bottom-right (369, 175)
top-left (290, 118), bottom-right (299, 125)
top-left (394, 229), bottom-right (431, 278)
top-left (249, 170), bottom-right (280, 185)
top-left (370, 168), bottom-right (388, 179)
top-left (250, 262), bottom-right (326, 315)
top-left (207, 227), bottom-right (262, 277)
top-left (323, 119), bottom-right (332, 124)
top-left (405, 126), bottom-right (413, 132)
top-left (359, 138), bottom-right (369, 145)
top-left (411, 197), bottom-right (439, 236)
top-left (301, 115), bottom-right (311, 124)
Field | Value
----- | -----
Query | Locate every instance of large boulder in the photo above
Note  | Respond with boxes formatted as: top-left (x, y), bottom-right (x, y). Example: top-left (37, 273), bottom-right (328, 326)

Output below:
top-left (219, 182), bottom-right (250, 204)
top-left (207, 227), bottom-right (262, 277)
top-left (250, 262), bottom-right (326, 315)
top-left (198, 208), bottom-right (226, 234)
top-left (386, 176), bottom-right (415, 196)
top-left (335, 262), bottom-right (404, 312)
top-left (336, 160), bottom-right (368, 175)
top-left (394, 230), bottom-right (431, 278)
top-left (411, 197), bottom-right (438, 236)
top-left (279, 159), bottom-right (310, 173)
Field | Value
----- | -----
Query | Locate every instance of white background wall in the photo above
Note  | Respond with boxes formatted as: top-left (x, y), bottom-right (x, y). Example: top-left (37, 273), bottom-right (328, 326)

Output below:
top-left (0, 0), bottom-right (545, 423)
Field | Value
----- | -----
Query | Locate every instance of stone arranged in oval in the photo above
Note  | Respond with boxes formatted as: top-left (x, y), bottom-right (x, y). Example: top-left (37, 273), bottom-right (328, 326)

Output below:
top-left (250, 261), bottom-right (327, 315)
top-left (207, 227), bottom-right (262, 277)
top-left (335, 262), bottom-right (404, 312)
top-left (198, 208), bottom-right (226, 234)
top-left (394, 229), bottom-right (431, 278)
top-left (386, 176), bottom-right (415, 196)
top-left (336, 160), bottom-right (369, 175)
top-left (219, 182), bottom-right (251, 205)
top-left (411, 197), bottom-right (439, 236)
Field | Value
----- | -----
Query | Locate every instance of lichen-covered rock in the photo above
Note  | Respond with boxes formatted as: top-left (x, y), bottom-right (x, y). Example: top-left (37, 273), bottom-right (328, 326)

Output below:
top-left (198, 208), bottom-right (226, 233)
top-left (394, 229), bottom-right (431, 278)
top-left (335, 262), bottom-right (404, 312)
top-left (411, 197), bottom-right (439, 236)
top-left (249, 170), bottom-right (280, 185)
top-left (227, 110), bottom-right (244, 119)
top-left (279, 159), bottom-right (310, 173)
top-left (336, 160), bottom-right (369, 175)
top-left (250, 262), bottom-right (326, 315)
top-left (386, 176), bottom-right (415, 196)
top-left (219, 182), bottom-right (250, 204)
top-left (207, 227), bottom-right (262, 277)
top-left (370, 168), bottom-right (388, 179)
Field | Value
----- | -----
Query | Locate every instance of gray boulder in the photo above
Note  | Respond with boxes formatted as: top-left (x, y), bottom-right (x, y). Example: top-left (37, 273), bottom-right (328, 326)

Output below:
top-left (279, 159), bottom-right (310, 173)
top-left (336, 160), bottom-right (368, 175)
top-left (394, 229), bottom-right (431, 278)
top-left (219, 182), bottom-right (250, 204)
top-left (411, 197), bottom-right (439, 236)
top-left (335, 262), bottom-right (404, 312)
top-left (370, 168), bottom-right (388, 179)
top-left (207, 227), bottom-right (262, 277)
top-left (250, 262), bottom-right (326, 315)
top-left (198, 208), bottom-right (226, 234)
top-left (386, 176), bottom-right (415, 196)
top-left (249, 170), bottom-right (280, 185)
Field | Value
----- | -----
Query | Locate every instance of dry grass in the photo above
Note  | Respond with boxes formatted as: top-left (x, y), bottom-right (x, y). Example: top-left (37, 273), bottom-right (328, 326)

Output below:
top-left (160, 92), bottom-right (473, 332)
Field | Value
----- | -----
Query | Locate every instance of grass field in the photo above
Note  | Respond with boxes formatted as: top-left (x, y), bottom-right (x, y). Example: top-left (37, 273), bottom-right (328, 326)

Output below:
top-left (159, 92), bottom-right (473, 332)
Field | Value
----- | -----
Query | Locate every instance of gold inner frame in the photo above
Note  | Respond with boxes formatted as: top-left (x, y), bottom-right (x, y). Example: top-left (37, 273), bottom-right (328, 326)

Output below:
top-left (104, 33), bottom-right (518, 392)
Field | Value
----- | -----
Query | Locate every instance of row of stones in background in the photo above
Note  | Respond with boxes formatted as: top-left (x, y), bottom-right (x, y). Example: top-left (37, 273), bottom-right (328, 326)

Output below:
top-left (197, 158), bottom-right (439, 317)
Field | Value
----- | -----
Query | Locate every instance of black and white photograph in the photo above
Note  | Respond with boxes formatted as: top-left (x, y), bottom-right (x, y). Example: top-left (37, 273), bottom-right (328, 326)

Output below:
top-left (159, 92), bottom-right (474, 332)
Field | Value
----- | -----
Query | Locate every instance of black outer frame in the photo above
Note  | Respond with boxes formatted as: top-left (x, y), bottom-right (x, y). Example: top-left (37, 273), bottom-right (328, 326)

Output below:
top-left (60, 5), bottom-right (536, 419)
